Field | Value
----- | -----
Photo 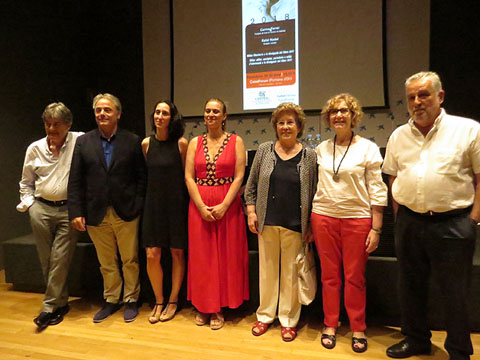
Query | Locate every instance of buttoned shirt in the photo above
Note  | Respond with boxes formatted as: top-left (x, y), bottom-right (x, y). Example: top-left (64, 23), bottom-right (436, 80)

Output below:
top-left (312, 136), bottom-right (388, 218)
top-left (100, 134), bottom-right (116, 168)
top-left (382, 109), bottom-right (480, 213)
top-left (17, 131), bottom-right (83, 212)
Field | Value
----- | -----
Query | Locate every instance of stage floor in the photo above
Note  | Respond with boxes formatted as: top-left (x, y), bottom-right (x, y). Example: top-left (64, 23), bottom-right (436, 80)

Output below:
top-left (0, 271), bottom-right (478, 360)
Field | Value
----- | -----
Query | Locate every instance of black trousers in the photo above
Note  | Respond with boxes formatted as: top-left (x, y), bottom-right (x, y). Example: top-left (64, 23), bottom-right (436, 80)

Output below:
top-left (395, 205), bottom-right (475, 360)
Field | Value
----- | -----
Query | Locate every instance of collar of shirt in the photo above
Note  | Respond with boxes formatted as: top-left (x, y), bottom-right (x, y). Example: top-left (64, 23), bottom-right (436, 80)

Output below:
top-left (407, 108), bottom-right (445, 137)
top-left (44, 132), bottom-right (71, 156)
top-left (99, 128), bottom-right (117, 142)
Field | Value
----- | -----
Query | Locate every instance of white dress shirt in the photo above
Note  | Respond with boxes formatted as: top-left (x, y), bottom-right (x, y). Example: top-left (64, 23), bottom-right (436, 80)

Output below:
top-left (17, 131), bottom-right (83, 212)
top-left (382, 109), bottom-right (480, 213)
top-left (312, 136), bottom-right (388, 218)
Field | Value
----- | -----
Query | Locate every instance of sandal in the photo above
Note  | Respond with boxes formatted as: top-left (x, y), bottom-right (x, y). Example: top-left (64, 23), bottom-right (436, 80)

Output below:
top-left (281, 326), bottom-right (297, 342)
top-left (352, 337), bottom-right (368, 353)
top-left (210, 312), bottom-right (224, 330)
top-left (160, 302), bottom-right (178, 322)
top-left (194, 311), bottom-right (209, 326)
top-left (148, 303), bottom-right (164, 324)
top-left (252, 321), bottom-right (269, 336)
top-left (321, 334), bottom-right (336, 349)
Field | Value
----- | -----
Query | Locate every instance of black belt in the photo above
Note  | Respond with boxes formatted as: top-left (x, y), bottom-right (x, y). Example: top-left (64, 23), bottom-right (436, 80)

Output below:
top-left (36, 197), bottom-right (68, 207)
top-left (403, 205), bottom-right (471, 218)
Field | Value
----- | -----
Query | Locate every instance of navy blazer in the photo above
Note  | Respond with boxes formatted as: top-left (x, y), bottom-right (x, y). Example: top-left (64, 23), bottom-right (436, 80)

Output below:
top-left (67, 128), bottom-right (146, 226)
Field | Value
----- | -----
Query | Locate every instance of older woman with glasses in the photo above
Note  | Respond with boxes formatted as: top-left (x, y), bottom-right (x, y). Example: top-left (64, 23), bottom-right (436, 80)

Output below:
top-left (245, 102), bottom-right (317, 342)
top-left (311, 93), bottom-right (387, 353)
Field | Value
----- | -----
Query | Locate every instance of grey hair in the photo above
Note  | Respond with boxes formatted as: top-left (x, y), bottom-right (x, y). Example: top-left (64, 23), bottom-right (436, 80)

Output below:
top-left (405, 71), bottom-right (443, 94)
top-left (42, 102), bottom-right (73, 125)
top-left (92, 93), bottom-right (122, 113)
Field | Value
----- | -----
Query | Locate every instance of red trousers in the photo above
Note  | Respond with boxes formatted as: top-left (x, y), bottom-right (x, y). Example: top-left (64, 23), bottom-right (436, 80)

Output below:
top-left (311, 213), bottom-right (371, 331)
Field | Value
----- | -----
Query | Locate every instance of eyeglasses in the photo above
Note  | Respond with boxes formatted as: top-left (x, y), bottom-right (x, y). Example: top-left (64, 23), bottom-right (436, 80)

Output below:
top-left (329, 108), bottom-right (350, 116)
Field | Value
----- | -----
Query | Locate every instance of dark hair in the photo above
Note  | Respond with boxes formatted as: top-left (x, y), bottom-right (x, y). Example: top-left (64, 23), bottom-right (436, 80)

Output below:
top-left (150, 100), bottom-right (184, 140)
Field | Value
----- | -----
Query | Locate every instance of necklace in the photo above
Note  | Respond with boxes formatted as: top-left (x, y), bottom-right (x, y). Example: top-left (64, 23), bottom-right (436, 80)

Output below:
top-left (332, 132), bottom-right (354, 182)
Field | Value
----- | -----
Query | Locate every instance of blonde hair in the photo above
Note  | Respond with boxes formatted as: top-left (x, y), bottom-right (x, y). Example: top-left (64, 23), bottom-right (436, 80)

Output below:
top-left (321, 93), bottom-right (363, 128)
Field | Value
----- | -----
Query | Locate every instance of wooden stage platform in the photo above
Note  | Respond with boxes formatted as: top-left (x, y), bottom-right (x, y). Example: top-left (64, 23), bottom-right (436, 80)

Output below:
top-left (0, 271), bottom-right (479, 360)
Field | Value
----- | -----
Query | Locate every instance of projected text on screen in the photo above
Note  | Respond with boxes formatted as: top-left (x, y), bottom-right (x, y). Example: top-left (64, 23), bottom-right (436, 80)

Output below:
top-left (242, 0), bottom-right (299, 110)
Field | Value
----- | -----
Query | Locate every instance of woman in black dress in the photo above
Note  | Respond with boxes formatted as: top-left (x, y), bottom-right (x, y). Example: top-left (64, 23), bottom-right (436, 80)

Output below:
top-left (141, 100), bottom-right (189, 323)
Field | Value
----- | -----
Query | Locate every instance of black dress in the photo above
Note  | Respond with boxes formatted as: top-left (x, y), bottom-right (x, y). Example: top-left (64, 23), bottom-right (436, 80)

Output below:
top-left (142, 135), bottom-right (188, 249)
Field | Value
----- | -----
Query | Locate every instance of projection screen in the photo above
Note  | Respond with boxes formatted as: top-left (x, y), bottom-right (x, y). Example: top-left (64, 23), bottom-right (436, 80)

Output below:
top-left (173, 0), bottom-right (386, 117)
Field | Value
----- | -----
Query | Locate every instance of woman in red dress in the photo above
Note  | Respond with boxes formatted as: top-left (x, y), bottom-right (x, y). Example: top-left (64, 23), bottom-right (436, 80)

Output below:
top-left (185, 98), bottom-right (249, 330)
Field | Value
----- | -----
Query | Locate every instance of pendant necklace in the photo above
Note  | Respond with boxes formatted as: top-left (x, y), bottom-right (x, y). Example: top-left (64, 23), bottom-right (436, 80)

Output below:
top-left (332, 132), bottom-right (354, 182)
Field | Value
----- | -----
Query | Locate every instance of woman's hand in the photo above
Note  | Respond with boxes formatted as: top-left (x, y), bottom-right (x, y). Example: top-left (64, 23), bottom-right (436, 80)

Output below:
top-left (199, 205), bottom-right (216, 222)
top-left (210, 203), bottom-right (228, 220)
top-left (365, 229), bottom-right (380, 253)
top-left (304, 227), bottom-right (314, 243)
top-left (247, 212), bottom-right (259, 234)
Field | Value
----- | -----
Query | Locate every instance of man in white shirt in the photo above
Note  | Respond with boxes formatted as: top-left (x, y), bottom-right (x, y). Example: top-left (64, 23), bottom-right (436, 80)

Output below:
top-left (383, 71), bottom-right (480, 360)
top-left (17, 102), bottom-right (82, 330)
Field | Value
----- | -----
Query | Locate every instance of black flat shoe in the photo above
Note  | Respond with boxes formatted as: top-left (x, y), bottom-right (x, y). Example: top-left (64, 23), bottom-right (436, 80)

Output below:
top-left (321, 334), bottom-right (336, 349)
top-left (49, 304), bottom-right (70, 326)
top-left (34, 312), bottom-right (53, 330)
top-left (386, 339), bottom-right (431, 358)
top-left (352, 337), bottom-right (368, 353)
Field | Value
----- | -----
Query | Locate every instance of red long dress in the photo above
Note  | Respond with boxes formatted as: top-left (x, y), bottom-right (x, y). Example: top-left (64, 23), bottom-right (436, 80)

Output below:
top-left (187, 133), bottom-right (249, 313)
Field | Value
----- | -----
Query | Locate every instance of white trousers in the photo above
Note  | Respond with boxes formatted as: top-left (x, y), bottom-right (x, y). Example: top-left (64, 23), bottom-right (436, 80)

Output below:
top-left (256, 225), bottom-right (303, 327)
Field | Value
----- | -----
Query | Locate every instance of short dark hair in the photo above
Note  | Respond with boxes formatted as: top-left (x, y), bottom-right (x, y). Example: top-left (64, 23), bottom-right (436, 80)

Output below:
top-left (150, 100), bottom-right (184, 140)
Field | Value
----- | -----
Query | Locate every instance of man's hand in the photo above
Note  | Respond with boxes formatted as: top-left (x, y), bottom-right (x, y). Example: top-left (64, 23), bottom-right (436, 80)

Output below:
top-left (71, 217), bottom-right (86, 231)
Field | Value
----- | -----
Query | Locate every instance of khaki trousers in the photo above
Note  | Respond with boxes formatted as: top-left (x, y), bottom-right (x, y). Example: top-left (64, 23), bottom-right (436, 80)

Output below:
top-left (87, 207), bottom-right (140, 303)
top-left (29, 201), bottom-right (78, 312)
top-left (256, 225), bottom-right (303, 327)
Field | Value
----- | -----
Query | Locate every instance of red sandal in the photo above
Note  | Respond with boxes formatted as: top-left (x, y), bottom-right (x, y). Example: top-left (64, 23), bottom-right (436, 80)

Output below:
top-left (281, 326), bottom-right (297, 342)
top-left (252, 321), bottom-right (269, 336)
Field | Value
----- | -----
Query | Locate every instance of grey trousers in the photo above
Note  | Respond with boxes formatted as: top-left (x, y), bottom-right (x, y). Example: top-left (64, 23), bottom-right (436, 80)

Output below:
top-left (29, 201), bottom-right (78, 312)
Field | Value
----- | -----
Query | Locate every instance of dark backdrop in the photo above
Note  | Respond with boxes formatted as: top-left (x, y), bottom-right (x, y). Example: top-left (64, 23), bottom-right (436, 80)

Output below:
top-left (1, 1), bottom-right (480, 267)
top-left (0, 0), bottom-right (145, 267)
top-left (430, 2), bottom-right (480, 119)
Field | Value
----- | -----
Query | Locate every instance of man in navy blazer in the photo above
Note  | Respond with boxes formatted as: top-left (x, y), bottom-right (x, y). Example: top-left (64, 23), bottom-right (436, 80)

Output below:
top-left (68, 93), bottom-right (146, 323)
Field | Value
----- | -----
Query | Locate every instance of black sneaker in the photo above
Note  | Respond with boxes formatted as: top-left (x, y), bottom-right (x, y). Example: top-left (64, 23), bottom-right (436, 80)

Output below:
top-left (34, 311), bottom-right (53, 330)
top-left (124, 302), bottom-right (138, 323)
top-left (93, 302), bottom-right (120, 323)
top-left (49, 304), bottom-right (70, 326)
